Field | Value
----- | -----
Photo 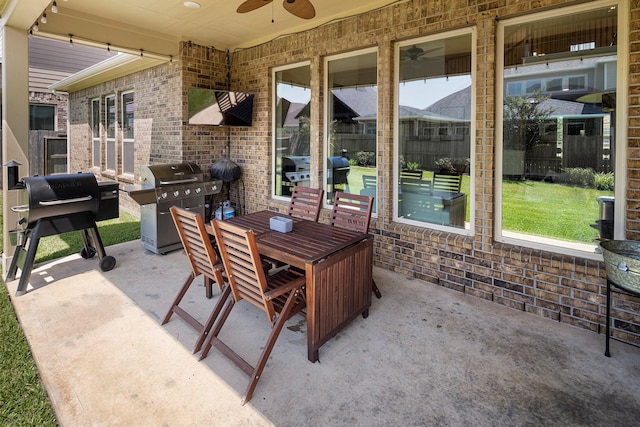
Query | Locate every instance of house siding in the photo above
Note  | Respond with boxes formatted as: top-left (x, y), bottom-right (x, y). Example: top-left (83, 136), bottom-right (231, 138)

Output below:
top-left (67, 0), bottom-right (640, 347)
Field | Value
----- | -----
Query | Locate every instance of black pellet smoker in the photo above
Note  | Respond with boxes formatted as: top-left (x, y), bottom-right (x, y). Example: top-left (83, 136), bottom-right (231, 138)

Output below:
top-left (5, 166), bottom-right (119, 296)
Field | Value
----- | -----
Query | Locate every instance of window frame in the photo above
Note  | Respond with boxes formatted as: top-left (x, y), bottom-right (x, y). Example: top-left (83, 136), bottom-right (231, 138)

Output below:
top-left (105, 94), bottom-right (117, 173)
top-left (29, 104), bottom-right (56, 130)
top-left (393, 28), bottom-right (476, 234)
top-left (271, 60), bottom-right (312, 201)
top-left (91, 98), bottom-right (101, 169)
top-left (323, 46), bottom-right (378, 210)
top-left (121, 90), bottom-right (135, 176)
top-left (494, 0), bottom-right (628, 260)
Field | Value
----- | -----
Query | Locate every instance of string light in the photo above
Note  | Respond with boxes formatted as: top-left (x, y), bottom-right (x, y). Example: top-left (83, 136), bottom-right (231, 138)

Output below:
top-left (41, 12), bottom-right (47, 23)
top-left (32, 22), bottom-right (39, 32)
top-left (51, 1), bottom-right (58, 13)
top-left (69, 34), bottom-right (74, 47)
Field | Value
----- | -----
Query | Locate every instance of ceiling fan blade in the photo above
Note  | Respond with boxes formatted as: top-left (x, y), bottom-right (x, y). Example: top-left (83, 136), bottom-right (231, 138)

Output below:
top-left (283, 0), bottom-right (316, 19)
top-left (237, 0), bottom-right (272, 13)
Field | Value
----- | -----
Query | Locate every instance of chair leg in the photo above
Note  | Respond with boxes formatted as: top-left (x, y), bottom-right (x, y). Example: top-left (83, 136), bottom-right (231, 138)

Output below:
top-left (372, 279), bottom-right (382, 299)
top-left (242, 288), bottom-right (301, 405)
top-left (193, 284), bottom-right (231, 353)
top-left (199, 292), bottom-right (235, 361)
top-left (162, 272), bottom-right (196, 325)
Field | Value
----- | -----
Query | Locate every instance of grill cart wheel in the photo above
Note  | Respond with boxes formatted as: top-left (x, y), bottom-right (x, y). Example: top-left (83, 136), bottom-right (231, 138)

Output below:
top-left (81, 247), bottom-right (97, 259)
top-left (100, 256), bottom-right (116, 272)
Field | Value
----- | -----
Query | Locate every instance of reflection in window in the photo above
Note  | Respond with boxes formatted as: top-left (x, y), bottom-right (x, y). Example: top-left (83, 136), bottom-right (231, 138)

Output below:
top-left (29, 104), bottom-right (55, 130)
top-left (396, 31), bottom-right (473, 229)
top-left (91, 99), bottom-right (100, 168)
top-left (500, 4), bottom-right (618, 250)
top-left (122, 91), bottom-right (134, 175)
top-left (105, 95), bottom-right (116, 172)
top-left (325, 49), bottom-right (378, 211)
top-left (273, 63), bottom-right (311, 197)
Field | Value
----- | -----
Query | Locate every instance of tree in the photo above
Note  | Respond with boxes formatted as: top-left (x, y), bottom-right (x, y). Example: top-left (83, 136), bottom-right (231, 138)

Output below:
top-left (503, 91), bottom-right (556, 151)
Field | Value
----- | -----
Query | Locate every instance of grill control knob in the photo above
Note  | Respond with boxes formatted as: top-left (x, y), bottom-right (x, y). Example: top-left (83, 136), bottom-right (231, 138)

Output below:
top-left (173, 190), bottom-right (180, 198)
top-left (195, 187), bottom-right (201, 194)
top-left (185, 188), bottom-right (191, 196)
top-left (161, 192), bottom-right (168, 199)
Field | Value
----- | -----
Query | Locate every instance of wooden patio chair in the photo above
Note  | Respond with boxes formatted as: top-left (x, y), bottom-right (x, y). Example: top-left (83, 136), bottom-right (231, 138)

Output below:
top-left (199, 219), bottom-right (307, 405)
top-left (288, 185), bottom-right (324, 222)
top-left (432, 172), bottom-right (462, 193)
top-left (330, 191), bottom-right (381, 299)
top-left (162, 206), bottom-right (228, 354)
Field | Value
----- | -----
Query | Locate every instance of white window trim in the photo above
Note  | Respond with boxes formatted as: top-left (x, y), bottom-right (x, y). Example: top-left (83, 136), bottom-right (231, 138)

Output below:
top-left (271, 60), bottom-right (311, 201)
top-left (105, 94), bottom-right (116, 173)
top-left (91, 98), bottom-right (101, 169)
top-left (121, 90), bottom-right (134, 176)
top-left (494, 0), bottom-right (628, 261)
top-left (323, 46), bottom-right (378, 212)
top-left (393, 27), bottom-right (476, 236)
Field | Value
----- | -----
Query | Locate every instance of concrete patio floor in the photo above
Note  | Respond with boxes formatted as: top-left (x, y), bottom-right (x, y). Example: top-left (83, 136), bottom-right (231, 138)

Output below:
top-left (5, 239), bottom-right (640, 426)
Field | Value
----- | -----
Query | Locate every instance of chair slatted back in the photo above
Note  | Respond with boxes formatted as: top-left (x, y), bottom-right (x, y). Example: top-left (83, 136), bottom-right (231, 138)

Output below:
top-left (170, 206), bottom-right (221, 280)
top-left (288, 186), bottom-right (324, 222)
top-left (432, 173), bottom-right (462, 193)
top-left (362, 175), bottom-right (376, 189)
top-left (330, 191), bottom-right (373, 233)
top-left (400, 170), bottom-right (423, 180)
top-left (211, 219), bottom-right (275, 321)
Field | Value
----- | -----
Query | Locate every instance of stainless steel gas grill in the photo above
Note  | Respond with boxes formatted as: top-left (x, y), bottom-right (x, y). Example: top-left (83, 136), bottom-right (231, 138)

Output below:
top-left (125, 162), bottom-right (222, 254)
top-left (281, 156), bottom-right (311, 196)
top-left (6, 173), bottom-right (119, 296)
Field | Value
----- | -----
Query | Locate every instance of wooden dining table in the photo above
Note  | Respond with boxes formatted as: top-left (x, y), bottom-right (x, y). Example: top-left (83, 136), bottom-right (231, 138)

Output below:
top-left (210, 210), bottom-right (373, 362)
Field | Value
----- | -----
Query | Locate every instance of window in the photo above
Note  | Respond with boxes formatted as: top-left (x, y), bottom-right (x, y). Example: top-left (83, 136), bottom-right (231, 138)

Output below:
top-left (325, 48), bottom-right (378, 211)
top-left (105, 95), bottom-right (116, 172)
top-left (29, 104), bottom-right (55, 130)
top-left (91, 99), bottom-right (101, 168)
top-left (273, 63), bottom-right (311, 198)
top-left (121, 91), bottom-right (134, 175)
top-left (395, 30), bottom-right (474, 231)
top-left (498, 3), bottom-right (623, 255)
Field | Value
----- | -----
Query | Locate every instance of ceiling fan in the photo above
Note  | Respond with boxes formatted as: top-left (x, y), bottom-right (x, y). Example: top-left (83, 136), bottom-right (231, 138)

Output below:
top-left (401, 45), bottom-right (442, 61)
top-left (237, 0), bottom-right (316, 20)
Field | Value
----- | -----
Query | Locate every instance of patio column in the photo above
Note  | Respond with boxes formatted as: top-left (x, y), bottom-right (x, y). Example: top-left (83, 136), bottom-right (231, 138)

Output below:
top-left (2, 26), bottom-right (30, 271)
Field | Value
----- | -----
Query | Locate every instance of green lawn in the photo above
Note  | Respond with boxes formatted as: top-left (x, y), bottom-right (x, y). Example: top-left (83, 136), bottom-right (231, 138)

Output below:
top-left (502, 179), bottom-right (610, 242)
top-left (347, 166), bottom-right (611, 244)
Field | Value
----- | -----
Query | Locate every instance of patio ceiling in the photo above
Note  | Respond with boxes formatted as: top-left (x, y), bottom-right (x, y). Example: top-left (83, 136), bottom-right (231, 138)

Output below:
top-left (3, 0), bottom-right (403, 57)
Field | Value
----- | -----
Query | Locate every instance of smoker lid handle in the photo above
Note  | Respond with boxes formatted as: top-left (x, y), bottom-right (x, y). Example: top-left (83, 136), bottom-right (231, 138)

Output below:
top-left (10, 205), bottom-right (29, 213)
top-left (39, 196), bottom-right (93, 206)
top-left (159, 177), bottom-right (199, 185)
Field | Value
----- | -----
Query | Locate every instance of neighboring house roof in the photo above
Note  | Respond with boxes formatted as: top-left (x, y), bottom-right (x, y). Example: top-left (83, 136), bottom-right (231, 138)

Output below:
top-left (285, 101), bottom-right (306, 127)
top-left (424, 86), bottom-right (471, 121)
top-left (332, 86), bottom-right (378, 117)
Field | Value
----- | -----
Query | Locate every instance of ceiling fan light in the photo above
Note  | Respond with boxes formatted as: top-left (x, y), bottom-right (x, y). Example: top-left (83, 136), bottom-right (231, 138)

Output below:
top-left (183, 1), bottom-right (201, 9)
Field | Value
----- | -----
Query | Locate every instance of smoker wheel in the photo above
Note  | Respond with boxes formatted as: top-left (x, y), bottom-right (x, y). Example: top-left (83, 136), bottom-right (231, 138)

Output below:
top-left (81, 247), bottom-right (97, 259)
top-left (100, 256), bottom-right (116, 272)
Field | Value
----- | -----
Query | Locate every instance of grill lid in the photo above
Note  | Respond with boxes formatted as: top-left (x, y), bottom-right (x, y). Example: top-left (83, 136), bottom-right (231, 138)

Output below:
top-left (140, 162), bottom-right (204, 187)
top-left (15, 173), bottom-right (100, 225)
